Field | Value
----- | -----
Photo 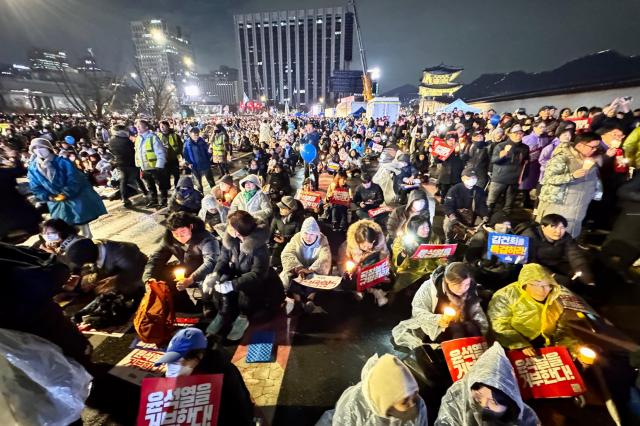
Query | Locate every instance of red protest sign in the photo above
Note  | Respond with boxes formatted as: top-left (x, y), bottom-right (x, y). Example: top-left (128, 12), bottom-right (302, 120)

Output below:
top-left (356, 257), bottom-right (390, 291)
top-left (567, 117), bottom-right (591, 132)
top-left (431, 138), bottom-right (454, 161)
top-left (296, 190), bottom-right (323, 210)
top-left (507, 347), bottom-right (586, 399)
top-left (367, 205), bottom-right (393, 218)
top-left (411, 244), bottom-right (458, 259)
top-left (330, 187), bottom-right (351, 206)
top-left (137, 374), bottom-right (223, 426)
top-left (442, 336), bottom-right (489, 381)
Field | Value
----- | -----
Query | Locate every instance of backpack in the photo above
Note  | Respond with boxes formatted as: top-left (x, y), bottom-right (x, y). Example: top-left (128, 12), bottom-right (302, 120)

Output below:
top-left (133, 280), bottom-right (175, 345)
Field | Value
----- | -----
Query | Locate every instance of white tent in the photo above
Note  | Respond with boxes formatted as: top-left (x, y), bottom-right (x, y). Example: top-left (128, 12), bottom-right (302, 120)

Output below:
top-left (437, 98), bottom-right (481, 114)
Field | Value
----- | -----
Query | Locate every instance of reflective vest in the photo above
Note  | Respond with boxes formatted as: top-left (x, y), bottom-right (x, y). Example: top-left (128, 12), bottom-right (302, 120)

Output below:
top-left (211, 133), bottom-right (226, 156)
top-left (157, 131), bottom-right (180, 153)
top-left (135, 133), bottom-right (157, 169)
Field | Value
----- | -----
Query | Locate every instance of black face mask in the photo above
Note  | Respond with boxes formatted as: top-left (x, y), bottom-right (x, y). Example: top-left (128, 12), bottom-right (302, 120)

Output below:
top-left (387, 404), bottom-right (418, 422)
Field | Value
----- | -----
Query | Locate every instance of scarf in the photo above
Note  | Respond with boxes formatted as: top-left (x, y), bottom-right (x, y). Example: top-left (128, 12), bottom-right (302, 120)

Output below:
top-left (242, 189), bottom-right (257, 202)
top-left (36, 154), bottom-right (57, 182)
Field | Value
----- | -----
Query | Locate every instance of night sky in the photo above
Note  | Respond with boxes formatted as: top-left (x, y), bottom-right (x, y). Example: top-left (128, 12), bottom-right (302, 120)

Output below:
top-left (1, 0), bottom-right (639, 90)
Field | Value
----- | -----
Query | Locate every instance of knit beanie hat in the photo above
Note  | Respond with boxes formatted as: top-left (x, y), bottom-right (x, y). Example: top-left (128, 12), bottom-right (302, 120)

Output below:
top-left (29, 138), bottom-right (55, 154)
top-left (365, 354), bottom-right (419, 417)
top-left (300, 217), bottom-right (320, 235)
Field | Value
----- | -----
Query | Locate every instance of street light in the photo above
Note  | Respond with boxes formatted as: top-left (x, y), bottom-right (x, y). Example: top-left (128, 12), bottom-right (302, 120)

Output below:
top-left (368, 67), bottom-right (381, 81)
top-left (130, 72), bottom-right (137, 79)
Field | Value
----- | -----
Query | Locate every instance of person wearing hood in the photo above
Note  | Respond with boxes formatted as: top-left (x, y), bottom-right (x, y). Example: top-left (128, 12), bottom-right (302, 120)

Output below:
top-left (154, 328), bottom-right (254, 426)
top-left (199, 194), bottom-right (223, 232)
top-left (205, 210), bottom-right (284, 342)
top-left (210, 123), bottom-right (230, 176)
top-left (27, 138), bottom-right (107, 238)
top-left (109, 124), bottom-right (149, 208)
top-left (229, 174), bottom-right (273, 223)
top-left (393, 152), bottom-right (420, 204)
top-left (144, 212), bottom-right (219, 313)
top-left (538, 121), bottom-right (576, 183)
top-left (281, 217), bottom-right (332, 315)
top-left (392, 262), bottom-right (488, 352)
top-left (210, 174), bottom-right (239, 223)
top-left (183, 127), bottom-right (214, 193)
top-left (435, 343), bottom-right (540, 426)
top-left (391, 213), bottom-right (442, 292)
top-left (338, 219), bottom-right (390, 306)
top-left (168, 175), bottom-right (203, 214)
top-left (443, 170), bottom-right (490, 243)
top-left (387, 189), bottom-right (433, 245)
top-left (316, 353), bottom-right (428, 426)
top-left (270, 196), bottom-right (305, 267)
top-left (488, 263), bottom-right (580, 357)
top-left (461, 130), bottom-right (490, 189)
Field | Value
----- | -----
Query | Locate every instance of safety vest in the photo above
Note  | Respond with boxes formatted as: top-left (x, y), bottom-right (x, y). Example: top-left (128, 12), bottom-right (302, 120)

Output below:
top-left (157, 131), bottom-right (180, 153)
top-left (135, 133), bottom-right (158, 169)
top-left (211, 133), bottom-right (226, 156)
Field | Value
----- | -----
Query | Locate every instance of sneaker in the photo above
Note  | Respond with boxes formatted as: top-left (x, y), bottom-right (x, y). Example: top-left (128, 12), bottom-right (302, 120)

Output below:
top-left (205, 313), bottom-right (224, 335)
top-left (123, 200), bottom-right (133, 209)
top-left (227, 315), bottom-right (250, 341)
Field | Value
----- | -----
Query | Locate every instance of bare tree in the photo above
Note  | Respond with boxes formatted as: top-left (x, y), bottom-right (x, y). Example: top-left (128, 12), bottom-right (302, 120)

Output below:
top-left (130, 64), bottom-right (177, 121)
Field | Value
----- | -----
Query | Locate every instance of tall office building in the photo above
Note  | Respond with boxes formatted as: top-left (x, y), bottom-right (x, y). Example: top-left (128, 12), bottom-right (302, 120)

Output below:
top-left (130, 19), bottom-right (194, 98)
top-left (198, 66), bottom-right (241, 105)
top-left (29, 49), bottom-right (70, 71)
top-left (234, 7), bottom-right (354, 107)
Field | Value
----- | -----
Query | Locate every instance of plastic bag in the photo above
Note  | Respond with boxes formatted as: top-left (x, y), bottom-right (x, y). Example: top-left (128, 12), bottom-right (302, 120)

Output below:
top-left (0, 328), bottom-right (93, 426)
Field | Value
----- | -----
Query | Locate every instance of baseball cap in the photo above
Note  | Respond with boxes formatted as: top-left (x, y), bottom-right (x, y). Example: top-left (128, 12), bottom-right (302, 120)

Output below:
top-left (154, 328), bottom-right (208, 365)
top-left (462, 169), bottom-right (477, 178)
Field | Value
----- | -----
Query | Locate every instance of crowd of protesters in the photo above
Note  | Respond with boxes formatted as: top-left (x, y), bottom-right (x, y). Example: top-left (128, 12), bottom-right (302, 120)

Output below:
top-left (1, 95), bottom-right (640, 425)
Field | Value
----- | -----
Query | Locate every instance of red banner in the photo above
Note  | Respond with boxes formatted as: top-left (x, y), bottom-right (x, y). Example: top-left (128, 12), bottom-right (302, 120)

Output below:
top-left (296, 190), bottom-right (323, 210)
top-left (137, 374), bottom-right (223, 426)
top-left (507, 347), bottom-right (586, 399)
top-left (567, 117), bottom-right (591, 132)
top-left (411, 243), bottom-right (458, 259)
top-left (442, 336), bottom-right (489, 381)
top-left (367, 205), bottom-right (393, 218)
top-left (356, 257), bottom-right (390, 291)
top-left (431, 138), bottom-right (454, 161)
top-left (330, 187), bottom-right (351, 206)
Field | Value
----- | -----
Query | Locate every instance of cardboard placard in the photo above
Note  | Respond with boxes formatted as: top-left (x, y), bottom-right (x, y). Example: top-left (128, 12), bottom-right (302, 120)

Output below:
top-left (567, 117), bottom-right (591, 131)
top-left (371, 142), bottom-right (384, 153)
top-left (297, 274), bottom-right (342, 290)
top-left (356, 257), bottom-right (390, 292)
top-left (487, 232), bottom-right (529, 264)
top-left (367, 205), bottom-right (393, 218)
top-left (137, 374), bottom-right (223, 426)
top-left (327, 162), bottom-right (341, 172)
top-left (557, 292), bottom-right (598, 316)
top-left (441, 336), bottom-right (489, 381)
top-left (431, 138), bottom-right (454, 161)
top-left (110, 348), bottom-right (166, 386)
top-left (330, 187), bottom-right (351, 206)
top-left (507, 347), bottom-right (586, 399)
top-left (411, 243), bottom-right (458, 259)
top-left (296, 190), bottom-right (323, 210)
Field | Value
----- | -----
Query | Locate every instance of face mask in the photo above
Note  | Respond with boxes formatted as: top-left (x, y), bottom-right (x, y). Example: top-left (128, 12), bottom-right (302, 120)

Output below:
top-left (412, 200), bottom-right (425, 211)
top-left (387, 404), bottom-right (418, 421)
top-left (611, 140), bottom-right (622, 149)
top-left (165, 362), bottom-right (194, 378)
top-left (34, 147), bottom-right (51, 159)
top-left (43, 232), bottom-right (60, 242)
top-left (464, 178), bottom-right (477, 189)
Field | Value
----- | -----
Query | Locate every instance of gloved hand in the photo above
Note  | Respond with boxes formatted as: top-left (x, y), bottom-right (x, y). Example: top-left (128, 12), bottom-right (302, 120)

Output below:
top-left (214, 281), bottom-right (234, 294)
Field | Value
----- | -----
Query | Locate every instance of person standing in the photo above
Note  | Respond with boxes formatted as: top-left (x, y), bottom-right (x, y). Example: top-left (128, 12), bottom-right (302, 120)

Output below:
top-left (520, 119), bottom-right (549, 208)
top-left (157, 120), bottom-right (183, 190)
top-left (210, 124), bottom-right (230, 176)
top-left (301, 122), bottom-right (321, 189)
top-left (135, 119), bottom-right (169, 208)
top-left (109, 125), bottom-right (148, 208)
top-left (183, 127), bottom-right (215, 193)
top-left (27, 138), bottom-right (106, 238)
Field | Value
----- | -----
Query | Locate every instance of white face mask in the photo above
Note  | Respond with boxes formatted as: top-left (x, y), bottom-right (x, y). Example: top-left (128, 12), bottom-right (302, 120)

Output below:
top-left (463, 178), bottom-right (477, 189)
top-left (34, 147), bottom-right (51, 159)
top-left (412, 200), bottom-right (426, 211)
top-left (43, 232), bottom-right (60, 242)
top-left (165, 362), bottom-right (193, 378)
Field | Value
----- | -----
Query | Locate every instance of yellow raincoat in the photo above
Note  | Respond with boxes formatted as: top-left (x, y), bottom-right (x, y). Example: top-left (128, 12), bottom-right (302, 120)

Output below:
top-left (487, 263), bottom-right (579, 353)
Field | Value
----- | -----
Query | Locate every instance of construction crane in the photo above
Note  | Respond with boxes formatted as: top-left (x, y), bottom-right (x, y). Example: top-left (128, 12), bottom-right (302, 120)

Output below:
top-left (349, 0), bottom-right (374, 101)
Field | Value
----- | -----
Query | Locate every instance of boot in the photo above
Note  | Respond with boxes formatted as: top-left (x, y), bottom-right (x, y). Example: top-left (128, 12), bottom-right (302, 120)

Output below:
top-left (145, 197), bottom-right (157, 208)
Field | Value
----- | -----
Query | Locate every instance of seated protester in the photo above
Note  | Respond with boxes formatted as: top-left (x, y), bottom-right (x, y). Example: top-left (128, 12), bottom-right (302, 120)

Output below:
top-left (296, 177), bottom-right (324, 216)
top-left (212, 174), bottom-right (239, 224)
top-left (338, 219), bottom-right (390, 306)
top-left (392, 153), bottom-right (420, 204)
top-left (488, 263), bottom-right (580, 357)
top-left (154, 328), bottom-right (254, 426)
top-left (464, 212), bottom-right (520, 290)
top-left (266, 162), bottom-right (292, 196)
top-left (199, 195), bottom-right (222, 232)
top-left (391, 213), bottom-right (442, 292)
top-left (144, 212), bottom-right (219, 313)
top-left (345, 149), bottom-right (362, 177)
top-left (229, 174), bottom-right (273, 223)
top-left (281, 217), bottom-right (332, 315)
top-left (205, 211), bottom-right (284, 342)
top-left (353, 173), bottom-right (384, 220)
top-left (325, 170), bottom-right (352, 231)
top-left (392, 262), bottom-right (488, 351)
top-left (316, 353), bottom-right (428, 426)
top-left (411, 150), bottom-right (430, 180)
top-left (246, 159), bottom-right (262, 177)
top-left (270, 196), bottom-right (305, 268)
top-left (521, 214), bottom-right (594, 287)
top-left (387, 189), bottom-right (431, 245)
top-left (442, 170), bottom-right (490, 243)
top-left (65, 238), bottom-right (147, 297)
top-left (34, 218), bottom-right (84, 268)
top-left (436, 343), bottom-right (540, 426)
top-left (168, 175), bottom-right (203, 214)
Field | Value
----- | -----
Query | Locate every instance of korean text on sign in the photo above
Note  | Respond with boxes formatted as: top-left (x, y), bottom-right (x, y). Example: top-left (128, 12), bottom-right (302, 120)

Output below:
top-left (411, 244), bottom-right (458, 260)
top-left (296, 190), bottom-right (323, 210)
top-left (441, 337), bottom-right (488, 381)
top-left (507, 347), bottom-right (586, 399)
top-left (137, 374), bottom-right (223, 426)
top-left (367, 206), bottom-right (393, 218)
top-left (431, 139), bottom-right (454, 161)
top-left (487, 232), bottom-right (529, 264)
top-left (356, 258), bottom-right (390, 292)
top-left (330, 188), bottom-right (351, 206)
